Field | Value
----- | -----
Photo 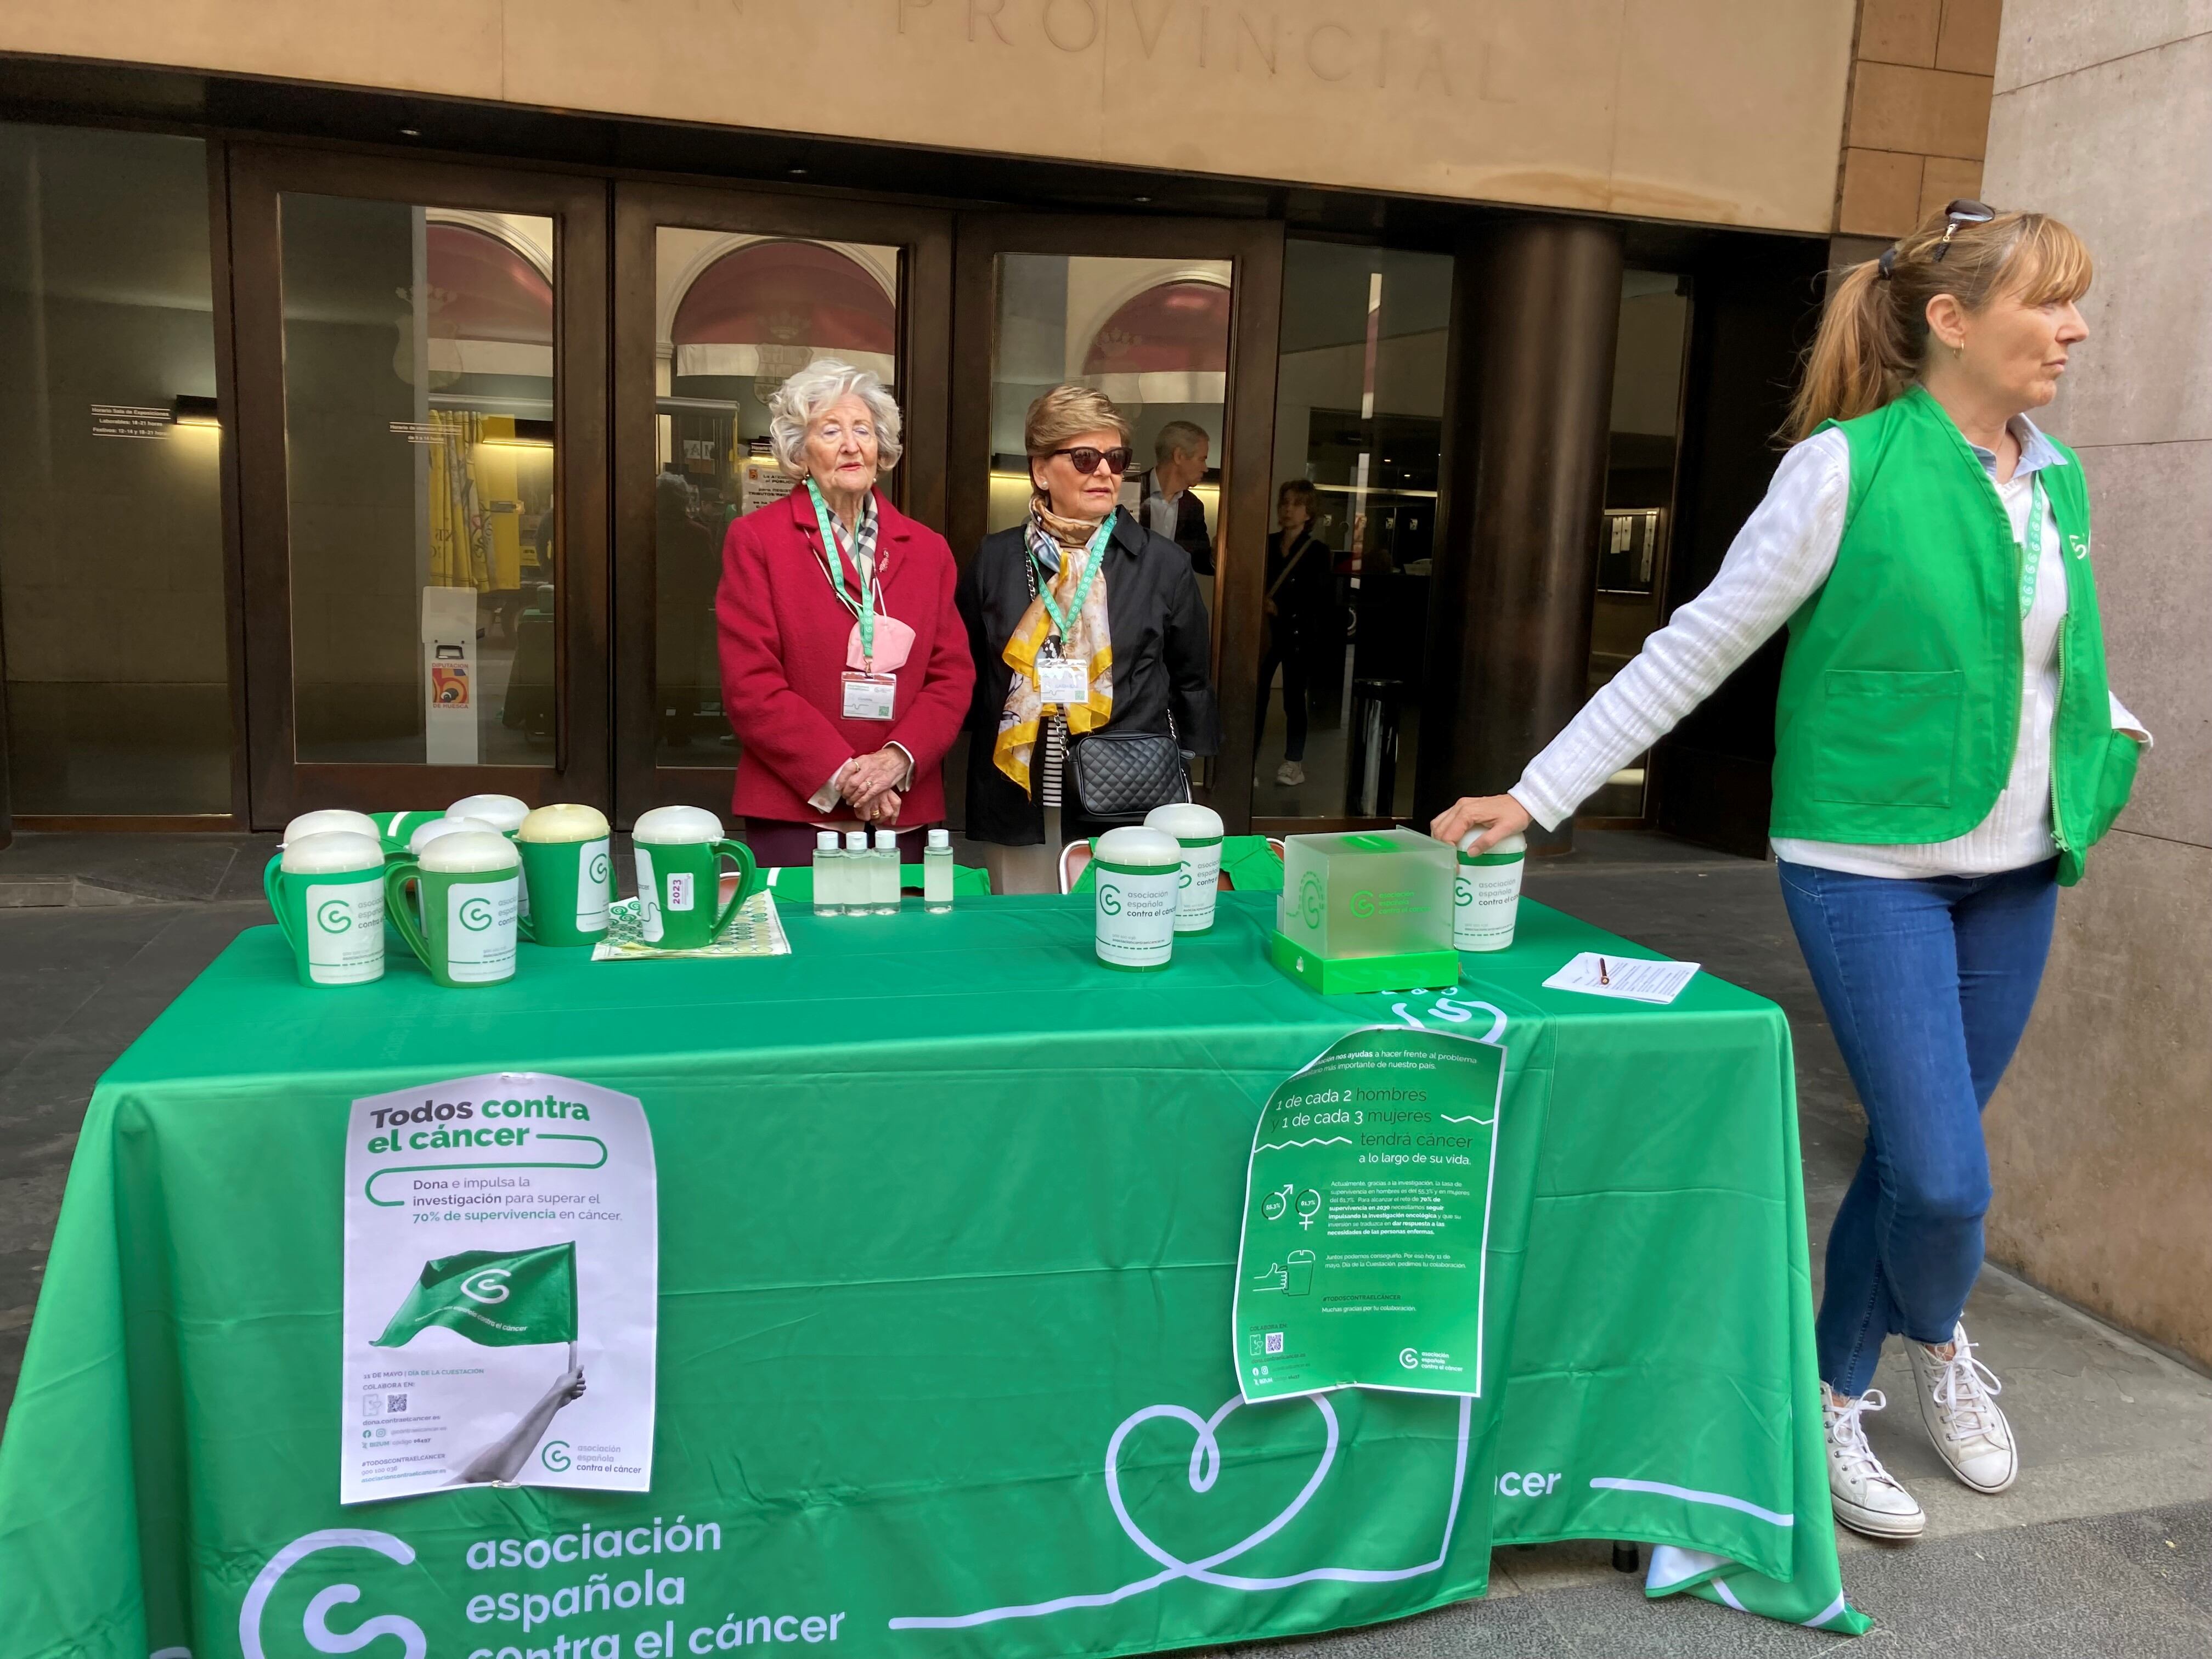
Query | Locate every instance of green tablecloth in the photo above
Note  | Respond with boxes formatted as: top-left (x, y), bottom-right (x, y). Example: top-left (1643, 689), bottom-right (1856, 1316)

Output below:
top-left (0, 892), bottom-right (1864, 1657)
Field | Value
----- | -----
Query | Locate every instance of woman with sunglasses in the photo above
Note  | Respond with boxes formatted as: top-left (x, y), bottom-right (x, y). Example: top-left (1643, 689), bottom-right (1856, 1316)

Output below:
top-left (1435, 202), bottom-right (2148, 1541)
top-left (957, 384), bottom-right (1220, 885)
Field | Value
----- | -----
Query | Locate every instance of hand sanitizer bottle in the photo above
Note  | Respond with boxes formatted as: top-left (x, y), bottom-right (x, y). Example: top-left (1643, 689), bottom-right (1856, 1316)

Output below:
top-left (844, 830), bottom-right (869, 917)
top-left (923, 828), bottom-right (955, 913)
top-left (871, 828), bottom-right (901, 914)
top-left (812, 830), bottom-right (843, 916)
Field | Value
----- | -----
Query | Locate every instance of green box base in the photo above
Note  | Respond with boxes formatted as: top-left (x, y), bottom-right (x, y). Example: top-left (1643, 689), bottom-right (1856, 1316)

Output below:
top-left (1267, 932), bottom-right (1462, 996)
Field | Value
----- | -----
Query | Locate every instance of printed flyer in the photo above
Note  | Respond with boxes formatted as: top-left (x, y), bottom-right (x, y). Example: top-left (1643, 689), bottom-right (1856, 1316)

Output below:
top-left (1233, 1026), bottom-right (1504, 1402)
top-left (341, 1072), bottom-right (658, 1503)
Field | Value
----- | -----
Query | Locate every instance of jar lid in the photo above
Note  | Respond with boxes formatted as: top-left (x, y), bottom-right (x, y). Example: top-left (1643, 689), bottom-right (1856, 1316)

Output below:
top-left (282, 809), bottom-right (380, 847)
top-left (410, 815), bottom-right (496, 854)
top-left (418, 830), bottom-right (520, 874)
top-left (519, 802), bottom-right (610, 843)
top-left (447, 793), bottom-right (528, 834)
top-left (1458, 831), bottom-right (1527, 859)
top-left (1094, 826), bottom-right (1182, 870)
top-left (279, 830), bottom-right (383, 874)
top-left (1143, 802), bottom-right (1224, 842)
top-left (633, 804), bottom-right (725, 845)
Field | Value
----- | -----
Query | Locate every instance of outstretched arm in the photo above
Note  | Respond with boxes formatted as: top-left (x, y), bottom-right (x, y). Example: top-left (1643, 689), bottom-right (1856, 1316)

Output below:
top-left (1436, 432), bottom-right (1849, 849)
top-left (454, 1345), bottom-right (586, 1486)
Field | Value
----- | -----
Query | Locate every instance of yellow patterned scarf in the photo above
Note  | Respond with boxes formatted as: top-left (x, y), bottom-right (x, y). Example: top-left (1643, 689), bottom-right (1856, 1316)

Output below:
top-left (992, 503), bottom-right (1115, 795)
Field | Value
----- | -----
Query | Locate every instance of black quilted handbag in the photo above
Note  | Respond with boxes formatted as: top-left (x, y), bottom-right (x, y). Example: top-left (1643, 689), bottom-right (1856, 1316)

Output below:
top-left (1068, 723), bottom-right (1190, 824)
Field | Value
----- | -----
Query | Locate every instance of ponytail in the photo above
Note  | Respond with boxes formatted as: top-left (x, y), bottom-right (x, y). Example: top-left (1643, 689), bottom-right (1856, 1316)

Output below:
top-left (1784, 258), bottom-right (1917, 441)
top-left (1782, 205), bottom-right (2095, 443)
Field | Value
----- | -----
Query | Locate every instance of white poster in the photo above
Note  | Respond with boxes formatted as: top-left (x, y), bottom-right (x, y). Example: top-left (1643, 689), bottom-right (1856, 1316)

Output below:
top-left (341, 1072), bottom-right (657, 1504)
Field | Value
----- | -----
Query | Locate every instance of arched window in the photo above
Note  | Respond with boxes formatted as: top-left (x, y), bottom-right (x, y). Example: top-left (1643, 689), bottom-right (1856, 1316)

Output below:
top-left (1082, 279), bottom-right (1232, 376)
top-left (672, 240), bottom-right (896, 384)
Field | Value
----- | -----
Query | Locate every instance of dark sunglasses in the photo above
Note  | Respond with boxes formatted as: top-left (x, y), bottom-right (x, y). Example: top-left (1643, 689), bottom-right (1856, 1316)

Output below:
top-left (1930, 198), bottom-right (1996, 263)
top-left (1048, 445), bottom-right (1133, 477)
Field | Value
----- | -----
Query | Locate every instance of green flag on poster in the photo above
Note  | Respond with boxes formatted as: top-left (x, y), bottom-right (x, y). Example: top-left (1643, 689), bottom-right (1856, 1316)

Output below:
top-left (371, 1242), bottom-right (578, 1348)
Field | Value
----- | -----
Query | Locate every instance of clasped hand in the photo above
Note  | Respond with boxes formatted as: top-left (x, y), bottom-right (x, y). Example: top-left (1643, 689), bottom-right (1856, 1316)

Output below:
top-left (839, 747), bottom-right (907, 825)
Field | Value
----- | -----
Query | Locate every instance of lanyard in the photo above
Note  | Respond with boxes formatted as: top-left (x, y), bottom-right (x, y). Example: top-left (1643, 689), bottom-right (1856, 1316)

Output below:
top-left (805, 480), bottom-right (879, 665)
top-left (2012, 472), bottom-right (2047, 620)
top-left (1029, 517), bottom-right (1114, 644)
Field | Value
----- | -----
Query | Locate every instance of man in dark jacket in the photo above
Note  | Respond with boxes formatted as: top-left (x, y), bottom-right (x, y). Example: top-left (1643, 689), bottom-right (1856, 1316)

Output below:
top-left (1128, 421), bottom-right (1214, 576)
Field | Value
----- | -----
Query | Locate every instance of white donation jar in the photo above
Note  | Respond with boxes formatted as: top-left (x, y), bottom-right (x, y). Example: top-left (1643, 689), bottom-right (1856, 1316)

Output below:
top-left (1144, 802), bottom-right (1225, 934)
top-left (1454, 831), bottom-right (1526, 952)
top-left (1092, 826), bottom-right (1182, 971)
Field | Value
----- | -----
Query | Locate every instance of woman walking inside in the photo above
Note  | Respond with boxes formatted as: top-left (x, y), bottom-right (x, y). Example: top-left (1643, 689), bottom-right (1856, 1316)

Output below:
top-left (1434, 202), bottom-right (2148, 1540)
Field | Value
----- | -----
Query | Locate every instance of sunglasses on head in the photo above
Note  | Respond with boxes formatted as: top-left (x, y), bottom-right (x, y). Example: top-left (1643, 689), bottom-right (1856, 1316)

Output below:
top-left (1931, 198), bottom-right (1996, 263)
top-left (1048, 445), bottom-right (1133, 477)
top-left (1878, 199), bottom-right (1997, 278)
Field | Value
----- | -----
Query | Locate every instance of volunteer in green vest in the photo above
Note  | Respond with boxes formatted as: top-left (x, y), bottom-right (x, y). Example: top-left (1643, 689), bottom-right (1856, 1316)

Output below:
top-left (1434, 201), bottom-right (2149, 1543)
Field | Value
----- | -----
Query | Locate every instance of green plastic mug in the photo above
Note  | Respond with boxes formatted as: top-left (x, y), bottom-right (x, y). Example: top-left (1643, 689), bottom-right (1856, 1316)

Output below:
top-left (263, 830), bottom-right (387, 988)
top-left (517, 802), bottom-right (613, 948)
top-left (449, 793), bottom-right (531, 920)
top-left (630, 805), bottom-right (765, 950)
top-left (385, 830), bottom-right (522, 988)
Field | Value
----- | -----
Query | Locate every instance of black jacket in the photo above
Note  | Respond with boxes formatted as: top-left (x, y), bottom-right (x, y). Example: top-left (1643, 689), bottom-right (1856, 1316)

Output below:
top-left (1133, 470), bottom-right (1215, 575)
top-left (957, 507), bottom-right (1221, 846)
top-left (1263, 526), bottom-right (1335, 648)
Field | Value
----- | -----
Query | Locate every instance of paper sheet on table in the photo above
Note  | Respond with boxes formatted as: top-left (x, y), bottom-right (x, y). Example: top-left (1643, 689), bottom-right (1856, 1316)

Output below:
top-left (591, 890), bottom-right (791, 960)
top-left (1541, 950), bottom-right (1700, 1004)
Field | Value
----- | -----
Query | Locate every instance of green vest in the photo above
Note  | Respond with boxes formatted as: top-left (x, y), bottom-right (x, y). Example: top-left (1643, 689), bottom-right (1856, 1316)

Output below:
top-left (1770, 385), bottom-right (2137, 885)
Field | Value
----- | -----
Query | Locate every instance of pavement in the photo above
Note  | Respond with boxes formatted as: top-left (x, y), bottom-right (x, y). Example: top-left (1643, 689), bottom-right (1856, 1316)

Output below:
top-left (1, 827), bottom-right (2206, 1654)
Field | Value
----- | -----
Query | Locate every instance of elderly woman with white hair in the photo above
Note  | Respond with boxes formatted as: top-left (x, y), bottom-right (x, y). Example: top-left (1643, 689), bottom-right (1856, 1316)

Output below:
top-left (715, 358), bottom-right (974, 866)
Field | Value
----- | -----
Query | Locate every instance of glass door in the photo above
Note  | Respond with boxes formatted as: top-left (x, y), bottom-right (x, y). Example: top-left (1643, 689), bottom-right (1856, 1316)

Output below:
top-left (611, 183), bottom-right (950, 821)
top-left (949, 216), bottom-right (1283, 830)
top-left (229, 148), bottom-right (610, 826)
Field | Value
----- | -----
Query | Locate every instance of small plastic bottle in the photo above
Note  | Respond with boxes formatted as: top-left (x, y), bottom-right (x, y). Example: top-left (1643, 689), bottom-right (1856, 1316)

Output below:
top-left (844, 829), bottom-right (870, 917)
top-left (871, 828), bottom-right (901, 915)
top-left (812, 830), bottom-right (844, 917)
top-left (923, 828), bottom-right (955, 913)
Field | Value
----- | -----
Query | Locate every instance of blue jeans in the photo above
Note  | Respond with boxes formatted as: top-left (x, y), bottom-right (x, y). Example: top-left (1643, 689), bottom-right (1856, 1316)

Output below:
top-left (1778, 857), bottom-right (2059, 1398)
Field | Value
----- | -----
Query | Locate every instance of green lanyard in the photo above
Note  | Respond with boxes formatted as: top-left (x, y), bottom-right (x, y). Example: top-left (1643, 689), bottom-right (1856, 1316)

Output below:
top-left (805, 479), bottom-right (879, 665)
top-left (1029, 517), bottom-right (1114, 645)
top-left (2013, 472), bottom-right (2047, 620)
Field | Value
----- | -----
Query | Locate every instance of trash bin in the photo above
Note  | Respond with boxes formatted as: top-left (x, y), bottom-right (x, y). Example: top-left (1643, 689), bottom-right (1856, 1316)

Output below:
top-left (1344, 679), bottom-right (1404, 817)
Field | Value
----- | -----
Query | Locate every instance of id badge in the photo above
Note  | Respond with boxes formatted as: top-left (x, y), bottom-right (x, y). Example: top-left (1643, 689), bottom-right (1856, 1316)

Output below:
top-left (1036, 653), bottom-right (1090, 706)
top-left (842, 671), bottom-right (897, 721)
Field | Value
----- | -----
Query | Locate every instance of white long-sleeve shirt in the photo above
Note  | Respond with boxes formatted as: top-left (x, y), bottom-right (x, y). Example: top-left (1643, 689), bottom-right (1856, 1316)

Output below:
top-left (1511, 418), bottom-right (2147, 878)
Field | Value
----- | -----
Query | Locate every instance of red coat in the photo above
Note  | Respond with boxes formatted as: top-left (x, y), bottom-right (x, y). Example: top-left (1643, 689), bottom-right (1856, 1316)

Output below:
top-left (716, 487), bottom-right (974, 826)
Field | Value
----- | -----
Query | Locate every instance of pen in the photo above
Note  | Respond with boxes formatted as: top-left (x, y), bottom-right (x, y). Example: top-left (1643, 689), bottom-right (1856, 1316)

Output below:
top-left (1598, 957), bottom-right (1610, 986)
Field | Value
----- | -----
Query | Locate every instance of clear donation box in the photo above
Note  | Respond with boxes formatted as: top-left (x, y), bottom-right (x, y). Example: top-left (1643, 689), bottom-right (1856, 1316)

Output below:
top-left (1269, 827), bottom-right (1460, 995)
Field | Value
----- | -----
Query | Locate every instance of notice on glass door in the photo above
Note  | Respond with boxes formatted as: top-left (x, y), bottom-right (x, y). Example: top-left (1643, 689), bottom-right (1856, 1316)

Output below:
top-left (1232, 1026), bottom-right (1504, 1402)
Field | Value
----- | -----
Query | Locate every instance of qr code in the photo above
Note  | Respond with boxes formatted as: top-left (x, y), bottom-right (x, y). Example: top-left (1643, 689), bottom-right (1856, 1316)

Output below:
top-left (387, 1393), bottom-right (408, 1415)
top-left (1265, 1332), bottom-right (1285, 1356)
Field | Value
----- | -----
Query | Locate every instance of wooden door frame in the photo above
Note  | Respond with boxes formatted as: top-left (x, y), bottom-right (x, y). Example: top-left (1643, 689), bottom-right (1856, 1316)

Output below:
top-left (948, 214), bottom-right (1284, 834)
top-left (228, 145), bottom-right (611, 828)
top-left (610, 182), bottom-right (952, 824)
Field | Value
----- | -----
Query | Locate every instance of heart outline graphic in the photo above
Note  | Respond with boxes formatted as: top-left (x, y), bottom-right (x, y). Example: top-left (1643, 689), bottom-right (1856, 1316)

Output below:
top-left (888, 1391), bottom-right (1474, 1630)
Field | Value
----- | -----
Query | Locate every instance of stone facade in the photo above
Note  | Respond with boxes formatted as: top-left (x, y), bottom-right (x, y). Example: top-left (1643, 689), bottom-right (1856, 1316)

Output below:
top-left (1836, 0), bottom-right (2003, 235)
top-left (1979, 3), bottom-right (2212, 1367)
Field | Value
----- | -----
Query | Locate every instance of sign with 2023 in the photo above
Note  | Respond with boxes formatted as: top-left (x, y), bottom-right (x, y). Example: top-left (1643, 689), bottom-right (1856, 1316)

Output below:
top-left (1233, 1027), bottom-right (1505, 1401)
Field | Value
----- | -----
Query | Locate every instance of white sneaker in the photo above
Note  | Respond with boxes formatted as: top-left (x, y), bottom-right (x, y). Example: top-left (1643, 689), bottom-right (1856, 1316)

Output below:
top-left (1908, 1321), bottom-right (2018, 1494)
top-left (1275, 760), bottom-right (1307, 786)
top-left (1824, 1386), bottom-right (1925, 1539)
